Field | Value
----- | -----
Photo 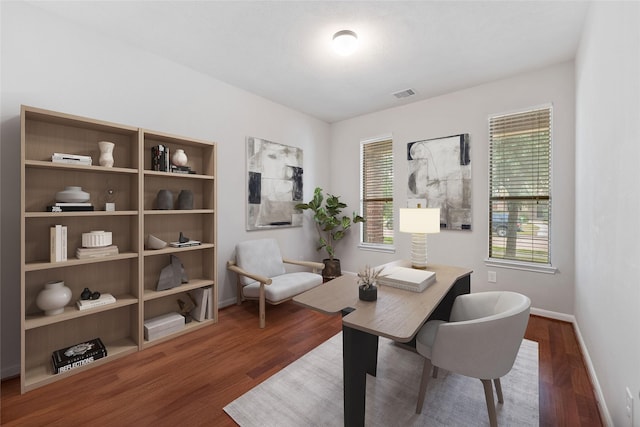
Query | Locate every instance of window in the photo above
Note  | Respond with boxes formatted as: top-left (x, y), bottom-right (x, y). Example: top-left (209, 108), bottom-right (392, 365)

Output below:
top-left (488, 106), bottom-right (551, 265)
top-left (361, 137), bottom-right (394, 248)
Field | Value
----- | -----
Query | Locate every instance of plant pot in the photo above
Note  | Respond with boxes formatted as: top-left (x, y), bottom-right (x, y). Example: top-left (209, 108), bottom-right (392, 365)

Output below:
top-left (359, 284), bottom-right (377, 301)
top-left (322, 259), bottom-right (342, 282)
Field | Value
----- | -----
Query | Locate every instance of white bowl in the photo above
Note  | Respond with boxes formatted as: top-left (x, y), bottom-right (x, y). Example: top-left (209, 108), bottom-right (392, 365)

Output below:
top-left (82, 231), bottom-right (112, 248)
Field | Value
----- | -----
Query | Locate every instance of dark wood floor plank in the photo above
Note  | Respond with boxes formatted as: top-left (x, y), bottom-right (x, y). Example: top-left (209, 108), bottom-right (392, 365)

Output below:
top-left (2, 305), bottom-right (602, 426)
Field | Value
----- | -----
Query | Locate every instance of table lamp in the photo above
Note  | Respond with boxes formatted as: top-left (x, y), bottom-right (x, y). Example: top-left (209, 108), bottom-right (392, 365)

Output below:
top-left (399, 207), bottom-right (440, 269)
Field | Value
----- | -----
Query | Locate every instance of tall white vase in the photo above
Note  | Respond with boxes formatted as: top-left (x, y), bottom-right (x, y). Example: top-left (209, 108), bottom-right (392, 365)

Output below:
top-left (98, 141), bottom-right (115, 167)
top-left (36, 281), bottom-right (72, 316)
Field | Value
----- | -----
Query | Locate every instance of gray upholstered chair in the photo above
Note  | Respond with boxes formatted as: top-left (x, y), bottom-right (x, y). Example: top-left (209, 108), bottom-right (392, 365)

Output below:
top-left (415, 291), bottom-right (531, 427)
top-left (227, 238), bottom-right (324, 328)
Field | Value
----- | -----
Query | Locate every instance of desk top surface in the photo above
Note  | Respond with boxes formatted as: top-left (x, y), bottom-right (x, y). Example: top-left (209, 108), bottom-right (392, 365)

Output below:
top-left (293, 261), bottom-right (472, 342)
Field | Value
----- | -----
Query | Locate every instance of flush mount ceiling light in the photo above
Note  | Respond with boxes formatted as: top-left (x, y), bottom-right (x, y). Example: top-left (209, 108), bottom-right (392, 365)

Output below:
top-left (332, 30), bottom-right (358, 56)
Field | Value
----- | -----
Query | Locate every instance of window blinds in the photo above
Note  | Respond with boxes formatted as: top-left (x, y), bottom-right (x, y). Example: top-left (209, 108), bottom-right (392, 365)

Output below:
top-left (489, 107), bottom-right (551, 264)
top-left (362, 139), bottom-right (393, 245)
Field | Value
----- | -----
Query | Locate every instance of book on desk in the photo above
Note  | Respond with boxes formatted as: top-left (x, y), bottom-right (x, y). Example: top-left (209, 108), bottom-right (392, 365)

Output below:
top-left (377, 266), bottom-right (436, 292)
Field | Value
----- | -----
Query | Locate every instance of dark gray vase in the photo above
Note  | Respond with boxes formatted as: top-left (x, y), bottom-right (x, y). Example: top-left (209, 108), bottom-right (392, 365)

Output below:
top-left (177, 190), bottom-right (194, 210)
top-left (359, 285), bottom-right (377, 301)
top-left (156, 189), bottom-right (173, 210)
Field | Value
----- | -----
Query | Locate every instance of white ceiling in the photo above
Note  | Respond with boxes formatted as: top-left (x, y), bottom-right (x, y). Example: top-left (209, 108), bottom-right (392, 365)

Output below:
top-left (29, 1), bottom-right (590, 123)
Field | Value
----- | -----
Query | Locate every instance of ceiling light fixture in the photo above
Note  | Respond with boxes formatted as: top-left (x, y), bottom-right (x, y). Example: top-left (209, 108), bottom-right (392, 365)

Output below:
top-left (332, 30), bottom-right (358, 56)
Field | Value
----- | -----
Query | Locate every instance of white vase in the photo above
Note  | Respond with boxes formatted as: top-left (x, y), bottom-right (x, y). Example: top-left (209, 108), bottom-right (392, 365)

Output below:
top-left (172, 149), bottom-right (188, 167)
top-left (55, 186), bottom-right (90, 203)
top-left (36, 281), bottom-right (72, 316)
top-left (98, 141), bottom-right (115, 167)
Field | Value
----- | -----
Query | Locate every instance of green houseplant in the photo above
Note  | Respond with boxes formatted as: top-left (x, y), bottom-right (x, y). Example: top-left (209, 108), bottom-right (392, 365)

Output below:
top-left (296, 187), bottom-right (365, 280)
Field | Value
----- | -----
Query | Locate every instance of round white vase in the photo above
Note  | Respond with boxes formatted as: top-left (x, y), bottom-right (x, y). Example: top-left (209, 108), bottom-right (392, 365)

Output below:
top-left (36, 281), bottom-right (72, 316)
top-left (55, 186), bottom-right (90, 203)
top-left (172, 149), bottom-right (188, 167)
top-left (98, 141), bottom-right (115, 167)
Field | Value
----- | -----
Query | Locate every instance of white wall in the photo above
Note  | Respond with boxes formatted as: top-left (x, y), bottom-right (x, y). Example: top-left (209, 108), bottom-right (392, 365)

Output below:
top-left (330, 62), bottom-right (576, 315)
top-left (0, 2), bottom-right (330, 377)
top-left (575, 2), bottom-right (640, 426)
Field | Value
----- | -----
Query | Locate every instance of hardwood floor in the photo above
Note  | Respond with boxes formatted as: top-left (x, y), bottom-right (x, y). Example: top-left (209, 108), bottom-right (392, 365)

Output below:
top-left (1, 303), bottom-right (603, 426)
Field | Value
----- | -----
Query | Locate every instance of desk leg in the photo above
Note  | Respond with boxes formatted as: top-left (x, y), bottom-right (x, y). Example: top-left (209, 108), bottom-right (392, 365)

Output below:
top-left (343, 324), bottom-right (378, 427)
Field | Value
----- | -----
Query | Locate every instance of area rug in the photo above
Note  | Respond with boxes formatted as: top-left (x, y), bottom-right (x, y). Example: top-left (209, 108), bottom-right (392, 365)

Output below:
top-left (224, 333), bottom-right (538, 426)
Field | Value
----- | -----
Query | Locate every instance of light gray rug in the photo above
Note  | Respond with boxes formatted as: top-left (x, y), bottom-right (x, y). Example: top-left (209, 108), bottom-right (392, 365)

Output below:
top-left (224, 333), bottom-right (538, 426)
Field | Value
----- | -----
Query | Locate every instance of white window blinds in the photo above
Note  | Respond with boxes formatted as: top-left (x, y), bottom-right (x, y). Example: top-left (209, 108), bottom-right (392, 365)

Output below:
top-left (361, 139), bottom-right (393, 245)
top-left (489, 106), bottom-right (551, 264)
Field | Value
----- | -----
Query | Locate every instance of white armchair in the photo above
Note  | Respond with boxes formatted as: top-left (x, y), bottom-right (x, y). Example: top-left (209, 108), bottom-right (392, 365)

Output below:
top-left (227, 238), bottom-right (324, 328)
top-left (415, 291), bottom-right (531, 427)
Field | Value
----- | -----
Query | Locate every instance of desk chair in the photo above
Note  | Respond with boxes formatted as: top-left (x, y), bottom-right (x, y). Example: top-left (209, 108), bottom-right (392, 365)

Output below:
top-left (415, 291), bottom-right (531, 427)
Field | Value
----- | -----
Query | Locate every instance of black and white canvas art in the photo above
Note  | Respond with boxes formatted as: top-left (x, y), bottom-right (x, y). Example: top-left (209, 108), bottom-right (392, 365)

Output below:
top-left (407, 134), bottom-right (471, 230)
top-left (246, 137), bottom-right (303, 230)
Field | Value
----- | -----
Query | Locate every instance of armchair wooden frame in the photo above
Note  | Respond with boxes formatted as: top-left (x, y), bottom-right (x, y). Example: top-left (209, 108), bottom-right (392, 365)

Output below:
top-left (227, 258), bottom-right (324, 328)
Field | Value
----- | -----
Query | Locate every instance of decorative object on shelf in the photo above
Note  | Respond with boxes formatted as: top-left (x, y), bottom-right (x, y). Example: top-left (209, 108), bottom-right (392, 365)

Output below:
top-left (151, 145), bottom-right (170, 172)
top-left (177, 293), bottom-right (197, 323)
top-left (98, 141), bottom-right (115, 167)
top-left (295, 187), bottom-right (365, 282)
top-left (177, 189), bottom-right (194, 210)
top-left (144, 312), bottom-right (185, 341)
top-left (146, 234), bottom-right (167, 250)
top-left (399, 207), bottom-right (441, 269)
top-left (172, 148), bottom-right (188, 166)
top-left (407, 133), bottom-right (471, 231)
top-left (81, 231), bottom-right (112, 248)
top-left (156, 255), bottom-right (188, 291)
top-left (156, 189), bottom-right (173, 210)
top-left (169, 232), bottom-right (201, 248)
top-left (36, 280), bottom-right (72, 316)
top-left (179, 232), bottom-right (189, 243)
top-left (55, 186), bottom-right (90, 203)
top-left (357, 265), bottom-right (381, 301)
top-left (246, 137), bottom-right (304, 230)
top-left (102, 186), bottom-right (117, 211)
top-left (80, 287), bottom-right (101, 300)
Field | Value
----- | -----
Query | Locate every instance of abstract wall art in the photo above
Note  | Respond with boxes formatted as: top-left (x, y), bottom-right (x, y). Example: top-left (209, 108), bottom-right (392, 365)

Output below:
top-left (246, 137), bottom-right (303, 230)
top-left (407, 133), bottom-right (471, 231)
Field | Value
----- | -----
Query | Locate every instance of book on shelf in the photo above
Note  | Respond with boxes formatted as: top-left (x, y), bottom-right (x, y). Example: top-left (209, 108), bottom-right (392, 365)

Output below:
top-left (377, 266), bottom-right (436, 293)
top-left (51, 153), bottom-right (92, 165)
top-left (47, 205), bottom-right (94, 212)
top-left (205, 287), bottom-right (213, 320)
top-left (189, 288), bottom-right (207, 322)
top-left (50, 225), bottom-right (67, 262)
top-left (75, 245), bottom-right (119, 259)
top-left (144, 312), bottom-right (185, 341)
top-left (51, 338), bottom-right (107, 374)
top-left (170, 165), bottom-right (196, 174)
top-left (76, 293), bottom-right (116, 311)
top-left (169, 240), bottom-right (201, 248)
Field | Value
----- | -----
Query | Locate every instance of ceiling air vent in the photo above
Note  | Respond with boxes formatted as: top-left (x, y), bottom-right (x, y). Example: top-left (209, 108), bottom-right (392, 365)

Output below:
top-left (392, 88), bottom-right (416, 99)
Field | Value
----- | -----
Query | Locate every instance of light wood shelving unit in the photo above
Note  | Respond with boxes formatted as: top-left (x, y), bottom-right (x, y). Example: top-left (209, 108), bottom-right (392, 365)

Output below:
top-left (20, 106), bottom-right (217, 393)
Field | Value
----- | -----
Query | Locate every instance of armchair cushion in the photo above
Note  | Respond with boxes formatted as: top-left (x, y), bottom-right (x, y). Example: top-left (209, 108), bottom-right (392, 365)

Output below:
top-left (242, 271), bottom-right (323, 302)
top-left (236, 238), bottom-right (286, 286)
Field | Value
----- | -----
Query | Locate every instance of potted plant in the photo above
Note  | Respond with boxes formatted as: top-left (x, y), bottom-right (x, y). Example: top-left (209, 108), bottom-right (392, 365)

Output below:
top-left (357, 265), bottom-right (381, 301)
top-left (296, 187), bottom-right (365, 281)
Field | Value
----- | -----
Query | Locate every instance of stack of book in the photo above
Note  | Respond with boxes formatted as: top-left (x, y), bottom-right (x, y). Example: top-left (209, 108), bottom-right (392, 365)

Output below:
top-left (169, 240), bottom-right (201, 248)
top-left (151, 145), bottom-right (170, 172)
top-left (377, 266), bottom-right (437, 293)
top-left (47, 202), bottom-right (94, 212)
top-left (50, 225), bottom-right (67, 262)
top-left (51, 338), bottom-right (107, 374)
top-left (170, 165), bottom-right (196, 174)
top-left (76, 293), bottom-right (116, 311)
top-left (51, 152), bottom-right (92, 166)
top-left (76, 245), bottom-right (119, 259)
top-left (189, 287), bottom-right (214, 322)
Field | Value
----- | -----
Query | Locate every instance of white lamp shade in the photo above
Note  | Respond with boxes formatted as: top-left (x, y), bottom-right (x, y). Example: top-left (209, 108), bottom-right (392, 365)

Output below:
top-left (332, 30), bottom-right (358, 56)
top-left (399, 208), bottom-right (441, 234)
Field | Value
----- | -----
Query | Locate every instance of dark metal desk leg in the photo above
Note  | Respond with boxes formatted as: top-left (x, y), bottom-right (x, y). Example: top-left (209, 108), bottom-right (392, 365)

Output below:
top-left (343, 324), bottom-right (378, 427)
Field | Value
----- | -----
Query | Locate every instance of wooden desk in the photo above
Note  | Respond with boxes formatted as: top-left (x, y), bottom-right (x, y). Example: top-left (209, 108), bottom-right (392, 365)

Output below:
top-left (294, 261), bottom-right (472, 427)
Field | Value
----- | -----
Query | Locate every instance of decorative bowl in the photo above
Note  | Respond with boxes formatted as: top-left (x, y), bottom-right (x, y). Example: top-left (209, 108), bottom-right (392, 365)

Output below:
top-left (82, 231), bottom-right (112, 248)
top-left (55, 186), bottom-right (90, 203)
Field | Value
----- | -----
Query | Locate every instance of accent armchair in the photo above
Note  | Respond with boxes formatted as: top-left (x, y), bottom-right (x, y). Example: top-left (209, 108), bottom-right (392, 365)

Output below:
top-left (415, 291), bottom-right (531, 427)
top-left (227, 238), bottom-right (324, 328)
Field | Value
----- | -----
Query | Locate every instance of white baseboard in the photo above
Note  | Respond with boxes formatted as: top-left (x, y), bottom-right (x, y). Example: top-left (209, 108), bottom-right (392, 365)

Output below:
top-left (531, 307), bottom-right (613, 427)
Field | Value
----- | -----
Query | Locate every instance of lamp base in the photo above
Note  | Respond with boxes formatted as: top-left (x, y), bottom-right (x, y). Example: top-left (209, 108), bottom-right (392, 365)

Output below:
top-left (410, 233), bottom-right (429, 270)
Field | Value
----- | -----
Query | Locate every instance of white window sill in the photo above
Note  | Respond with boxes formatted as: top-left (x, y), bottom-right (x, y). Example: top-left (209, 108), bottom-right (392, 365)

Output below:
top-left (484, 258), bottom-right (557, 274)
top-left (359, 243), bottom-right (396, 254)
